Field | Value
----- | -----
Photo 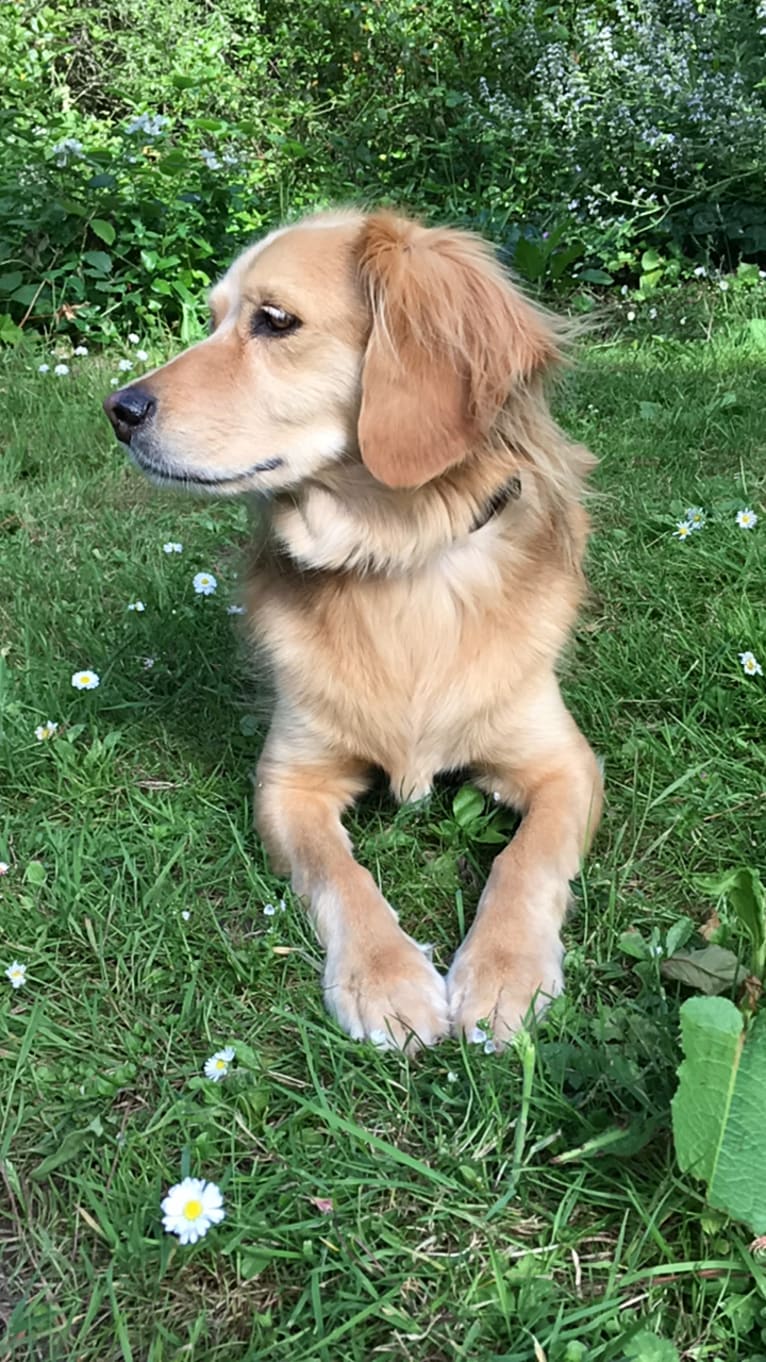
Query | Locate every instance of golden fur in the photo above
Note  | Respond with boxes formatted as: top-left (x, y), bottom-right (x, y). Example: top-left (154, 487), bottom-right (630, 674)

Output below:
top-left (104, 207), bottom-right (603, 1051)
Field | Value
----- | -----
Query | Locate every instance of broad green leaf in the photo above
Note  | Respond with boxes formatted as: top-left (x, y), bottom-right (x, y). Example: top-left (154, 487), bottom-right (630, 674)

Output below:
top-left (82, 250), bottom-right (112, 275)
top-left (619, 930), bottom-right (649, 960)
top-left (639, 400), bottom-right (662, 420)
top-left (514, 236), bottom-right (546, 281)
top-left (622, 1332), bottom-right (679, 1362)
top-left (91, 217), bottom-right (115, 245)
top-left (579, 267), bottom-right (613, 285)
top-left (672, 995), bottom-right (766, 1232)
top-left (452, 785), bottom-right (485, 828)
top-left (24, 860), bottom-right (47, 886)
top-left (661, 945), bottom-right (747, 994)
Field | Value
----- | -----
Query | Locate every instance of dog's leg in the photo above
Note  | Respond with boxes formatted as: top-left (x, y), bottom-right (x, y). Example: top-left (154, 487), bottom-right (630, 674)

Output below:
top-left (255, 744), bottom-right (449, 1051)
top-left (448, 680), bottom-right (603, 1049)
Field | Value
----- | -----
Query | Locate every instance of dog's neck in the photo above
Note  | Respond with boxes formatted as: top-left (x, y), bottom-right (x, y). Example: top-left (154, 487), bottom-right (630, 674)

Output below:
top-left (268, 455), bottom-right (525, 577)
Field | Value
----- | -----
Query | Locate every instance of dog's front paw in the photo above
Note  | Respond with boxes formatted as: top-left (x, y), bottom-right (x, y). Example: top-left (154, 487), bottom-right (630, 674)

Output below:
top-left (324, 932), bottom-right (449, 1052)
top-left (447, 933), bottom-right (563, 1050)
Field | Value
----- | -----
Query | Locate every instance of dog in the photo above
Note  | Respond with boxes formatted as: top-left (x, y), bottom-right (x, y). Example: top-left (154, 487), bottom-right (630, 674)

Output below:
top-left (104, 208), bottom-right (603, 1052)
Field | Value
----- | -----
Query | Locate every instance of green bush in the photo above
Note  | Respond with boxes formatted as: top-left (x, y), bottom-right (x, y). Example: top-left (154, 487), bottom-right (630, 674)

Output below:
top-left (1, 0), bottom-right (765, 345)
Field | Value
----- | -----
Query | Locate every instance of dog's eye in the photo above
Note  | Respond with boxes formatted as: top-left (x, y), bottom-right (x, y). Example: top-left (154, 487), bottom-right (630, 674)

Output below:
top-left (251, 304), bottom-right (300, 338)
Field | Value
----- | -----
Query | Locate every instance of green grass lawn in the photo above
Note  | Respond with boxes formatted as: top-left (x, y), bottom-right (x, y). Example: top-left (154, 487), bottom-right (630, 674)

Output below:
top-left (1, 292), bottom-right (765, 1362)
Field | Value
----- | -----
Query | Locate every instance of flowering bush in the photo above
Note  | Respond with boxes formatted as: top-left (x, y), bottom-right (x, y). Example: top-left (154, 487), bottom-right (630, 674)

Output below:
top-left (1, 0), bottom-right (764, 344)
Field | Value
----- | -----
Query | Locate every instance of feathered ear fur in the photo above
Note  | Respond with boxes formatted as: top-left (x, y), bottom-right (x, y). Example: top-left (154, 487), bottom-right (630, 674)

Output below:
top-left (356, 212), bottom-right (561, 489)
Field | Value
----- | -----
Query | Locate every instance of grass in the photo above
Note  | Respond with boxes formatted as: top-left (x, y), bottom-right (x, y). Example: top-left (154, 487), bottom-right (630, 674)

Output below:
top-left (1, 288), bottom-right (765, 1362)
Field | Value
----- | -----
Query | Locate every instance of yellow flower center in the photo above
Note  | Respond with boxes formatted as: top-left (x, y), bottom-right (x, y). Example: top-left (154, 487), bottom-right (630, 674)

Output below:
top-left (215, 1059), bottom-right (226, 1070)
top-left (183, 1199), bottom-right (203, 1221)
top-left (81, 674), bottom-right (91, 683)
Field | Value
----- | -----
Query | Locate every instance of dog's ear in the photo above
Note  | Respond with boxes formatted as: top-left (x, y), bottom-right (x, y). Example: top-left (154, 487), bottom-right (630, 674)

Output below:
top-left (356, 212), bottom-right (560, 489)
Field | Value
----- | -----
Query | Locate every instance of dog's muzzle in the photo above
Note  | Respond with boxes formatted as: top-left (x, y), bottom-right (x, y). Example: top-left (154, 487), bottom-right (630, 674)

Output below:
top-left (104, 385), bottom-right (156, 446)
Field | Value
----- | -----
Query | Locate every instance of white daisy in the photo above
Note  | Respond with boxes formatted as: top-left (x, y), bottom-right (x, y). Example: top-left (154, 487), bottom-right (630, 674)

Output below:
top-left (718, 279), bottom-right (729, 291)
top-left (685, 507), bottom-right (706, 530)
top-left (135, 349), bottom-right (149, 362)
top-left (6, 961), bottom-right (27, 989)
top-left (648, 307), bottom-right (657, 320)
top-left (127, 601), bottom-right (146, 612)
top-left (0, 861), bottom-right (9, 875)
top-left (118, 359), bottom-right (133, 372)
top-left (226, 604), bottom-right (246, 615)
top-left (263, 902), bottom-right (277, 917)
top-left (193, 572), bottom-right (217, 596)
top-left (693, 265), bottom-right (706, 278)
top-left (38, 363), bottom-right (50, 373)
top-left (71, 670), bottom-right (100, 690)
top-left (163, 542), bottom-right (183, 554)
top-left (739, 651), bottom-right (763, 677)
top-left (673, 521), bottom-right (692, 540)
top-left (72, 345), bottom-right (88, 356)
top-left (54, 363), bottom-right (69, 376)
top-left (181, 909), bottom-right (190, 920)
top-left (203, 1046), bottom-right (235, 1081)
top-left (626, 311), bottom-right (636, 321)
top-left (161, 1176), bottom-right (225, 1245)
top-left (35, 720), bottom-right (58, 741)
top-left (143, 656), bottom-right (156, 669)
top-left (736, 508), bottom-right (758, 530)
top-left (447, 1071), bottom-right (458, 1083)
top-left (110, 378), bottom-right (119, 386)
top-left (128, 333), bottom-right (140, 344)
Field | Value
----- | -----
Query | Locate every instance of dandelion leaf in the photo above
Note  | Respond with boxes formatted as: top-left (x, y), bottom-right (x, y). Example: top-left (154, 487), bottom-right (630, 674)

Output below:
top-left (672, 996), bottom-right (766, 1233)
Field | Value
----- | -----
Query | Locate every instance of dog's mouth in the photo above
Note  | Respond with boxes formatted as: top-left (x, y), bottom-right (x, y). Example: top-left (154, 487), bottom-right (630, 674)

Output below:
top-left (128, 448), bottom-right (285, 489)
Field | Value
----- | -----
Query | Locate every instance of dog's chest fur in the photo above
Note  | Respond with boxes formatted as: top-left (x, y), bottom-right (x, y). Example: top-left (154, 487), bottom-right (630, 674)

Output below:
top-left (247, 523), bottom-right (580, 801)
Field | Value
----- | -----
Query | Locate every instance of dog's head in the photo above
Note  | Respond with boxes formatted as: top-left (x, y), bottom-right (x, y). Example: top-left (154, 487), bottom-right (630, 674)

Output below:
top-left (104, 209), bottom-right (561, 494)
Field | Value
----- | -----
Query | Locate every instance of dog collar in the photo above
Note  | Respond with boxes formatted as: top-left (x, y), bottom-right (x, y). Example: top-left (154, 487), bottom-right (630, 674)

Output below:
top-left (470, 475), bottom-right (521, 533)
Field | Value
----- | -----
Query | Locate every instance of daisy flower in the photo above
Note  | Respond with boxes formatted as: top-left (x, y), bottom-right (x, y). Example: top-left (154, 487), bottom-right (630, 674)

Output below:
top-left (626, 311), bottom-right (636, 321)
top-left (203, 1046), bottom-right (235, 1081)
top-left (193, 571), bottom-right (217, 596)
top-left (226, 604), bottom-right (246, 615)
top-left (71, 669), bottom-right (100, 690)
top-left (161, 1176), bottom-right (225, 1245)
top-left (72, 345), bottom-right (88, 356)
top-left (180, 909), bottom-right (190, 921)
top-left (739, 651), bottom-right (763, 677)
top-left (163, 542), bottom-right (183, 554)
top-left (5, 961), bottom-right (27, 989)
top-left (143, 656), bottom-right (156, 669)
top-left (38, 363), bottom-right (50, 374)
top-left (35, 720), bottom-right (58, 741)
top-left (0, 862), bottom-right (9, 876)
top-left (736, 508), bottom-right (758, 530)
top-left (118, 359), bottom-right (133, 373)
top-left (673, 521), bottom-right (693, 540)
top-left (127, 601), bottom-right (146, 612)
top-left (685, 507), bottom-right (706, 530)
top-left (135, 349), bottom-right (149, 362)
top-left (54, 363), bottom-right (70, 377)
top-left (263, 902), bottom-right (277, 917)
top-left (127, 333), bottom-right (140, 345)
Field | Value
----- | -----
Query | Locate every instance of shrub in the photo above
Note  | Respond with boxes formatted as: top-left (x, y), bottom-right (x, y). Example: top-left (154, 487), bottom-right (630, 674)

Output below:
top-left (1, 0), bottom-right (764, 345)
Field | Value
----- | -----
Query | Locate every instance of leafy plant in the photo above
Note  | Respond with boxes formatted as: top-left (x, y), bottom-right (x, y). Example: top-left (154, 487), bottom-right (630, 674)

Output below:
top-left (673, 996), bottom-right (766, 1234)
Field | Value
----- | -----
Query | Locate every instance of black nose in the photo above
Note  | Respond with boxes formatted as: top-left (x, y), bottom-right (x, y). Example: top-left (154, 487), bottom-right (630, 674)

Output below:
top-left (103, 385), bottom-right (156, 444)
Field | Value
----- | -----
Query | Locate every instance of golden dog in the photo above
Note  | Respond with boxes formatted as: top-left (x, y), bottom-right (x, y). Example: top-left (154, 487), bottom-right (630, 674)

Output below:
top-left (104, 208), bottom-right (603, 1051)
